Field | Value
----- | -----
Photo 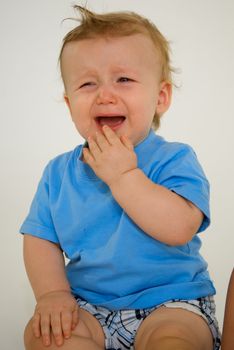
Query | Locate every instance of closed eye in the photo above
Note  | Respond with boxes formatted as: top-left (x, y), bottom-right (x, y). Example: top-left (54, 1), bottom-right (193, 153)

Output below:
top-left (79, 82), bottom-right (96, 88)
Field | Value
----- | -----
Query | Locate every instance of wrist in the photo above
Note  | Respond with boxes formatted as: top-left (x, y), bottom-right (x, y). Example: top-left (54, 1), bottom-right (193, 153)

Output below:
top-left (108, 167), bottom-right (141, 190)
top-left (37, 288), bottom-right (71, 301)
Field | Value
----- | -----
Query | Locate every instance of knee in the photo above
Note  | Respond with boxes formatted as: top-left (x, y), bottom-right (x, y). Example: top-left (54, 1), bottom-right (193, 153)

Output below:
top-left (147, 335), bottom-right (194, 350)
top-left (24, 317), bottom-right (96, 350)
top-left (145, 324), bottom-right (193, 349)
top-left (150, 323), bottom-right (188, 340)
top-left (24, 318), bottom-right (37, 350)
top-left (146, 324), bottom-right (190, 349)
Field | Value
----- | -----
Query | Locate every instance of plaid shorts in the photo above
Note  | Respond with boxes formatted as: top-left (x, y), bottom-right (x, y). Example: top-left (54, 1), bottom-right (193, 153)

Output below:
top-left (75, 295), bottom-right (221, 350)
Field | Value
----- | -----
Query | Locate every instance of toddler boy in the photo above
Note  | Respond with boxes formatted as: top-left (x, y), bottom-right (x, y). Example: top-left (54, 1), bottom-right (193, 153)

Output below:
top-left (21, 5), bottom-right (220, 350)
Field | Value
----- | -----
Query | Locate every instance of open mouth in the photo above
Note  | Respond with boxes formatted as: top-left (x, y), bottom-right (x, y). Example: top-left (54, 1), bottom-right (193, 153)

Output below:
top-left (95, 116), bottom-right (126, 129)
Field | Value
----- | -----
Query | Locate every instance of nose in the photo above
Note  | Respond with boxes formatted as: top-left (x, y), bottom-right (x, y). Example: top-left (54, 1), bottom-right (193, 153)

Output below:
top-left (96, 84), bottom-right (117, 105)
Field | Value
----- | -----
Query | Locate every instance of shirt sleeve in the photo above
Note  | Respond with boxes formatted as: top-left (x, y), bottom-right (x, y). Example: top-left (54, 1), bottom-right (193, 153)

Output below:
top-left (19, 162), bottom-right (59, 243)
top-left (154, 144), bottom-right (210, 233)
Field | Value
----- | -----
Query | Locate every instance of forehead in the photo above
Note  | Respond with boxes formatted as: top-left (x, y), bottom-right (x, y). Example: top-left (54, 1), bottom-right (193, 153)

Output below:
top-left (61, 34), bottom-right (161, 74)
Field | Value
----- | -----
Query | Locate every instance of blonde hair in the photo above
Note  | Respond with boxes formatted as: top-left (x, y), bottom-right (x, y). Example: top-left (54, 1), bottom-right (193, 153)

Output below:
top-left (59, 5), bottom-right (174, 130)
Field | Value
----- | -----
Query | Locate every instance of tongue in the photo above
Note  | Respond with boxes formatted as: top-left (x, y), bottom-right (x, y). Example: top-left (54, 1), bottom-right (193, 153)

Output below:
top-left (98, 116), bottom-right (125, 127)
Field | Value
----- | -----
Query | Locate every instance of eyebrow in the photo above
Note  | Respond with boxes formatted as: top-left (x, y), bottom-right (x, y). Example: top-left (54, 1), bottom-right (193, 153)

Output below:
top-left (78, 64), bottom-right (138, 77)
top-left (111, 64), bottom-right (139, 74)
top-left (68, 64), bottom-right (140, 88)
top-left (68, 70), bottom-right (97, 87)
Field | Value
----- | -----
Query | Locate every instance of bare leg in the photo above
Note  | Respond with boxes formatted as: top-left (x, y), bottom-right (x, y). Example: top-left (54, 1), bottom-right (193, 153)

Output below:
top-left (143, 336), bottom-right (195, 350)
top-left (134, 307), bottom-right (213, 350)
top-left (24, 308), bottom-right (105, 350)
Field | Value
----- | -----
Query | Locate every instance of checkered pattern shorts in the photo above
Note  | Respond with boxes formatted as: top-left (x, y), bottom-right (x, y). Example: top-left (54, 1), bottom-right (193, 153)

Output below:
top-left (75, 295), bottom-right (221, 350)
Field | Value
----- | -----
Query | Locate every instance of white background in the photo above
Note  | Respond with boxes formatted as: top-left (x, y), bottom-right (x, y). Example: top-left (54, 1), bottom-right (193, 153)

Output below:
top-left (1, 1), bottom-right (233, 348)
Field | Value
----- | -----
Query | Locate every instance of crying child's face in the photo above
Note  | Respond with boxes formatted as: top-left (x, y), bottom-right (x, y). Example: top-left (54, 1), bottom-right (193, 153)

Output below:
top-left (62, 33), bottom-right (171, 145)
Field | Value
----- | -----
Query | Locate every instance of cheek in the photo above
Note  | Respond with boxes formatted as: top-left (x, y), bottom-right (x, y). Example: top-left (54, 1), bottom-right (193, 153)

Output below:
top-left (134, 89), bottom-right (157, 113)
top-left (68, 100), bottom-right (84, 122)
top-left (146, 97), bottom-right (158, 119)
top-left (136, 99), bottom-right (157, 121)
top-left (69, 108), bottom-right (95, 138)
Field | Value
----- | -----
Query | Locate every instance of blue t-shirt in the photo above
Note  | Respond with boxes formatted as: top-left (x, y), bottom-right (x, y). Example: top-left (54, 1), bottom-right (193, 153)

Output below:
top-left (20, 130), bottom-right (215, 310)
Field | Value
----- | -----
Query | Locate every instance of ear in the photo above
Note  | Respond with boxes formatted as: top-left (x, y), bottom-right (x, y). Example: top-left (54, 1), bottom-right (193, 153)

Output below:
top-left (156, 81), bottom-right (172, 115)
top-left (64, 94), bottom-right (72, 114)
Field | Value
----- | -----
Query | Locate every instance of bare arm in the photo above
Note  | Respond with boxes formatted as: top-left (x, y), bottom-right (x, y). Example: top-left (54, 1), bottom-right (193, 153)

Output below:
top-left (222, 269), bottom-right (234, 350)
top-left (83, 126), bottom-right (203, 246)
top-left (24, 235), bottom-right (78, 347)
top-left (24, 234), bottom-right (70, 299)
top-left (110, 168), bottom-right (203, 246)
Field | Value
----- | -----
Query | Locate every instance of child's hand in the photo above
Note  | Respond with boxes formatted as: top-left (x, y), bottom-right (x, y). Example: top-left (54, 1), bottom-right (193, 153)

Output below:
top-left (83, 125), bottom-right (137, 186)
top-left (32, 290), bottom-right (79, 347)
